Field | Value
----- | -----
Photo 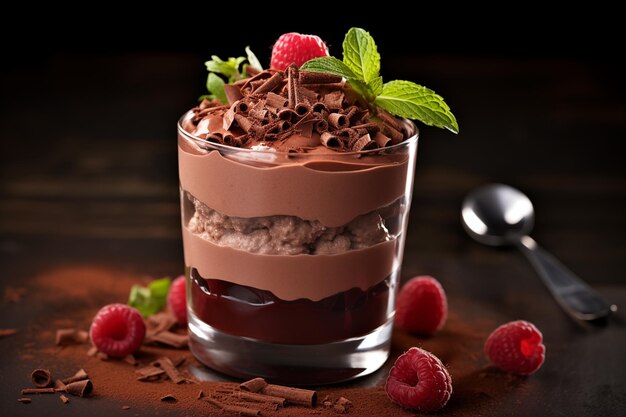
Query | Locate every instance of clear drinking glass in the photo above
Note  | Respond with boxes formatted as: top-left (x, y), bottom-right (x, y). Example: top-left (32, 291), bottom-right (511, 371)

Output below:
top-left (178, 110), bottom-right (418, 384)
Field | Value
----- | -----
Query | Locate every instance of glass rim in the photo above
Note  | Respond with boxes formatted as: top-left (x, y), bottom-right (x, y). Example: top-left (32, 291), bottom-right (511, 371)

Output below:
top-left (178, 110), bottom-right (419, 157)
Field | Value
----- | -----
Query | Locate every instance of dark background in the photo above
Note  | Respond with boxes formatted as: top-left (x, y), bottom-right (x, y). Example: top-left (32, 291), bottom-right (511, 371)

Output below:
top-left (1, 10), bottom-right (625, 416)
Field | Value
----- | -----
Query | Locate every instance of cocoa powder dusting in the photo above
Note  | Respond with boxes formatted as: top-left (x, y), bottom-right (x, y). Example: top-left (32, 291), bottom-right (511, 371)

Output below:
top-left (9, 265), bottom-right (528, 416)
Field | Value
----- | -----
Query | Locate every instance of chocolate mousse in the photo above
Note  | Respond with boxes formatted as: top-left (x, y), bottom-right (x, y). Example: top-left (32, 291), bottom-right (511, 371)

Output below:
top-left (178, 27), bottom-right (457, 383)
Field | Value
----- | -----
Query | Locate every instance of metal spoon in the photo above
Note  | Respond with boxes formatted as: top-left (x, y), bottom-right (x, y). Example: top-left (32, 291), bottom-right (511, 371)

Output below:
top-left (461, 183), bottom-right (615, 321)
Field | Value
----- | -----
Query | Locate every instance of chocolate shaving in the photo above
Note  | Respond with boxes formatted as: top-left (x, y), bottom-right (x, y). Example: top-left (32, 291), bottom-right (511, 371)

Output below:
top-left (234, 113), bottom-right (254, 132)
top-left (254, 72), bottom-right (284, 95)
top-left (61, 369), bottom-right (88, 385)
top-left (352, 133), bottom-right (378, 152)
top-left (222, 108), bottom-right (235, 130)
top-left (206, 132), bottom-right (224, 144)
top-left (314, 119), bottom-right (329, 134)
top-left (342, 105), bottom-right (358, 120)
top-left (136, 365), bottom-right (166, 381)
top-left (86, 346), bottom-right (98, 357)
top-left (383, 123), bottom-right (404, 143)
top-left (328, 113), bottom-right (349, 129)
top-left (235, 391), bottom-right (286, 407)
top-left (59, 394), bottom-right (70, 404)
top-left (54, 379), bottom-right (67, 391)
top-left (64, 379), bottom-right (93, 397)
top-left (55, 328), bottom-right (88, 346)
top-left (300, 71), bottom-right (342, 84)
top-left (265, 92), bottom-right (288, 109)
top-left (233, 100), bottom-right (249, 114)
top-left (31, 369), bottom-right (52, 388)
top-left (124, 354), bottom-right (138, 366)
top-left (223, 84), bottom-right (243, 105)
top-left (152, 357), bottom-right (185, 384)
top-left (320, 132), bottom-right (344, 150)
top-left (146, 312), bottom-right (177, 334)
top-left (96, 351), bottom-right (108, 361)
top-left (121, 405), bottom-right (130, 410)
top-left (245, 66), bottom-right (261, 77)
top-left (287, 65), bottom-right (301, 109)
top-left (373, 131), bottom-right (392, 147)
top-left (17, 398), bottom-right (32, 404)
top-left (196, 390), bottom-right (204, 400)
top-left (160, 394), bottom-right (177, 402)
top-left (377, 109), bottom-right (403, 131)
top-left (21, 388), bottom-right (56, 394)
top-left (261, 384), bottom-right (317, 407)
top-left (311, 102), bottom-right (328, 114)
top-left (240, 378), bottom-right (268, 393)
top-left (323, 90), bottom-right (344, 110)
top-left (299, 87), bottom-right (319, 102)
top-left (248, 100), bottom-right (267, 121)
top-left (205, 398), bottom-right (261, 417)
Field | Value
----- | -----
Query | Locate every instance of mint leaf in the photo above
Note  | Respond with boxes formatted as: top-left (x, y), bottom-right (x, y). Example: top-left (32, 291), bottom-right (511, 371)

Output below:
top-left (375, 80), bottom-right (459, 133)
top-left (367, 76), bottom-right (383, 96)
top-left (342, 28), bottom-right (380, 84)
top-left (206, 73), bottom-right (228, 104)
top-left (128, 277), bottom-right (172, 317)
top-left (245, 46), bottom-right (262, 71)
top-left (301, 57), bottom-right (358, 79)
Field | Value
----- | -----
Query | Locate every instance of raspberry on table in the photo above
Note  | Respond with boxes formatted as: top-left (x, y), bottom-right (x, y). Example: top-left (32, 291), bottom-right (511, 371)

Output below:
top-left (385, 347), bottom-right (452, 412)
top-left (484, 320), bottom-right (545, 375)
top-left (167, 275), bottom-right (187, 326)
top-left (89, 303), bottom-right (146, 358)
top-left (395, 276), bottom-right (448, 335)
top-left (270, 32), bottom-right (329, 70)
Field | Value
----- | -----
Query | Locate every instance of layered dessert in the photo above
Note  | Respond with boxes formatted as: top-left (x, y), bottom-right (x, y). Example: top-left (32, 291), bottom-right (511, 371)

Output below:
top-left (178, 28), bottom-right (457, 382)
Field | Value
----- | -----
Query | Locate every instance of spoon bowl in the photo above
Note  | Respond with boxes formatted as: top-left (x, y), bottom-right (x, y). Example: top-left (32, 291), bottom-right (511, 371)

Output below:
top-left (462, 184), bottom-right (535, 246)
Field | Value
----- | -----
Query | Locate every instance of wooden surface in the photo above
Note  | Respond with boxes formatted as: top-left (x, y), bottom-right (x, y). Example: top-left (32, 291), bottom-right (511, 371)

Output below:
top-left (1, 53), bottom-right (625, 416)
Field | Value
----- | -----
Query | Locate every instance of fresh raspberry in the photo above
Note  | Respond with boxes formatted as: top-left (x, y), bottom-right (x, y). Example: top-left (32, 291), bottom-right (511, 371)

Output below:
top-left (167, 275), bottom-right (187, 326)
top-left (395, 276), bottom-right (448, 335)
top-left (484, 320), bottom-right (545, 375)
top-left (270, 32), bottom-right (329, 70)
top-left (89, 304), bottom-right (146, 358)
top-left (385, 347), bottom-right (452, 412)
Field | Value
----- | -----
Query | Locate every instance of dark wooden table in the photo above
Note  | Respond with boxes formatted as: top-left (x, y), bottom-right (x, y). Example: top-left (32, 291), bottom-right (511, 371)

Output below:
top-left (1, 53), bottom-right (625, 416)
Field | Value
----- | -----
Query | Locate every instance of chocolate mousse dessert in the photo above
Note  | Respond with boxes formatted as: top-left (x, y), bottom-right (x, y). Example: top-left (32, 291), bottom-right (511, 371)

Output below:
top-left (178, 29), bottom-right (457, 384)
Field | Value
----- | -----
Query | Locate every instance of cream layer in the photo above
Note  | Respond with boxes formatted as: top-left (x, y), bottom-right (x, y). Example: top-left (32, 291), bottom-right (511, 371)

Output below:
top-left (183, 226), bottom-right (398, 301)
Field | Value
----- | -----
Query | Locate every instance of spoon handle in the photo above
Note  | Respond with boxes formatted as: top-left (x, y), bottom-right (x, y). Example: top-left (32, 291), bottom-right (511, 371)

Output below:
top-left (517, 236), bottom-right (614, 321)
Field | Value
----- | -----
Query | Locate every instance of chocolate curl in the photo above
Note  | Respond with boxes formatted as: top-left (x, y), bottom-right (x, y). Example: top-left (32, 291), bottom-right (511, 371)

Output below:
top-left (240, 70), bottom-right (272, 92)
top-left (17, 398), bottom-right (32, 403)
top-left (146, 312), bottom-right (177, 334)
top-left (135, 365), bottom-right (165, 381)
top-left (352, 134), bottom-right (379, 152)
top-left (248, 100), bottom-right (267, 121)
top-left (59, 394), bottom-right (70, 404)
top-left (55, 329), bottom-right (89, 346)
top-left (277, 108), bottom-right (299, 123)
top-left (160, 394), bottom-right (177, 402)
top-left (314, 119), bottom-right (329, 134)
top-left (373, 131), bottom-right (393, 147)
top-left (233, 100), bottom-right (249, 114)
top-left (234, 113), bottom-right (253, 132)
top-left (254, 72), bottom-right (284, 95)
top-left (320, 132), bottom-right (344, 150)
top-left (223, 134), bottom-right (243, 148)
top-left (235, 391), bottom-right (286, 408)
top-left (311, 102), bottom-right (328, 114)
top-left (64, 379), bottom-right (93, 397)
top-left (31, 369), bottom-right (52, 388)
top-left (383, 123), bottom-right (404, 144)
top-left (323, 90), bottom-right (344, 110)
top-left (240, 378), bottom-right (268, 393)
top-left (299, 87), bottom-right (319, 102)
top-left (223, 84), bottom-right (243, 105)
top-left (352, 122), bottom-right (380, 133)
top-left (265, 92), bottom-right (288, 110)
top-left (328, 113), bottom-right (349, 129)
top-left (222, 108), bottom-right (235, 130)
top-left (54, 380), bottom-right (67, 391)
top-left (377, 109), bottom-right (403, 132)
top-left (300, 71), bottom-right (342, 84)
top-left (287, 65), bottom-right (300, 109)
top-left (206, 132), bottom-right (224, 144)
top-left (245, 65), bottom-right (261, 77)
top-left (153, 357), bottom-right (184, 384)
top-left (148, 330), bottom-right (189, 348)
top-left (333, 128), bottom-right (356, 138)
top-left (295, 102), bottom-right (311, 117)
top-left (342, 105), bottom-right (358, 120)
top-left (21, 388), bottom-right (56, 395)
top-left (61, 369), bottom-right (88, 385)
top-left (261, 385), bottom-right (317, 407)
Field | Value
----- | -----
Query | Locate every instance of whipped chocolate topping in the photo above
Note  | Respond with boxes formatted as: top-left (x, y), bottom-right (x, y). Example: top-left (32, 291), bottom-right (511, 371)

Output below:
top-left (184, 66), bottom-right (415, 153)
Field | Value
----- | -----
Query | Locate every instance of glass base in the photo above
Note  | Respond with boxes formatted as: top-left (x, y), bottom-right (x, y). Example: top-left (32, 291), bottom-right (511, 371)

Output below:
top-left (188, 309), bottom-right (392, 385)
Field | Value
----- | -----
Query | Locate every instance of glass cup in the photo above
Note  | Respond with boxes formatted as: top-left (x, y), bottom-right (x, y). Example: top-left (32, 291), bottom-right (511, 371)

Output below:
top-left (178, 110), bottom-right (418, 384)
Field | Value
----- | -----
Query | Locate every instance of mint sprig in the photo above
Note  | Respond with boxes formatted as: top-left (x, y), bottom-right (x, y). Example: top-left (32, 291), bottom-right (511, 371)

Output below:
top-left (128, 277), bottom-right (172, 318)
top-left (202, 47), bottom-right (263, 104)
top-left (301, 28), bottom-right (458, 134)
